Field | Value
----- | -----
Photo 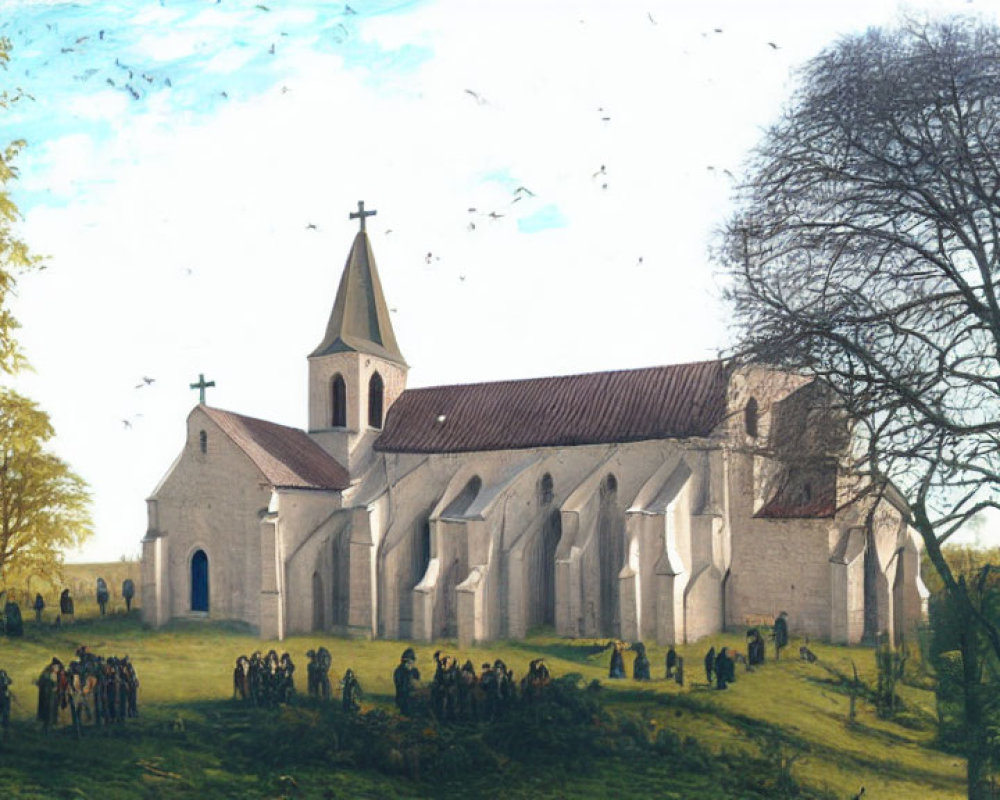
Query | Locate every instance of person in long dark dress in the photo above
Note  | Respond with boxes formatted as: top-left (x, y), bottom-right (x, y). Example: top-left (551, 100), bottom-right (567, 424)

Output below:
top-left (608, 641), bottom-right (626, 679)
top-left (704, 646), bottom-right (716, 685)
top-left (632, 642), bottom-right (651, 680)
top-left (665, 646), bottom-right (677, 679)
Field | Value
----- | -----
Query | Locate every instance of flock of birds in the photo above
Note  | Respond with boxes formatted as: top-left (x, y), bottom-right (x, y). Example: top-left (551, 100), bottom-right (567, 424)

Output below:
top-left (14, 5), bottom-right (784, 431)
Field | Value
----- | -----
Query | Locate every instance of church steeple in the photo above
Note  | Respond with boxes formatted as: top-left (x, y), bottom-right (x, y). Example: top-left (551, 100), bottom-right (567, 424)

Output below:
top-left (307, 202), bottom-right (408, 473)
top-left (310, 203), bottom-right (405, 366)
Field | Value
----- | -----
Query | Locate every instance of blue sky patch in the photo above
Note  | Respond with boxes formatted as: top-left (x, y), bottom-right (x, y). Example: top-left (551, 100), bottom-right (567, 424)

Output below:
top-left (517, 204), bottom-right (567, 234)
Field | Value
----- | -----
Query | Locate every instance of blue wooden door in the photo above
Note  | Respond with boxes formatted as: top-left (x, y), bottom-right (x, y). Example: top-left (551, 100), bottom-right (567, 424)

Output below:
top-left (191, 550), bottom-right (209, 612)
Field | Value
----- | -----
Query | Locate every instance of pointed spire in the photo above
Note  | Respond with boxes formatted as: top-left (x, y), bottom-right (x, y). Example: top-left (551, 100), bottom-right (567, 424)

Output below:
top-left (310, 229), bottom-right (406, 365)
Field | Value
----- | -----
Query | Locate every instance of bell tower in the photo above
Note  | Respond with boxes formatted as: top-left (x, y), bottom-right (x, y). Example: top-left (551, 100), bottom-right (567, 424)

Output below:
top-left (308, 202), bottom-right (407, 473)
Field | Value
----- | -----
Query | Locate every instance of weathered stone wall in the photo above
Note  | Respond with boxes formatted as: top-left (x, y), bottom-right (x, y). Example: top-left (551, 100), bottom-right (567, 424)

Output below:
top-left (145, 407), bottom-right (270, 628)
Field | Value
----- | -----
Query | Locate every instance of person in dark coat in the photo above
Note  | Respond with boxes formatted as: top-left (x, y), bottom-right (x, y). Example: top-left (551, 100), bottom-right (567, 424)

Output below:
top-left (632, 642), bottom-right (651, 681)
top-left (36, 658), bottom-right (62, 731)
top-left (704, 646), bottom-right (716, 685)
top-left (33, 593), bottom-right (45, 623)
top-left (393, 648), bottom-right (419, 716)
top-left (665, 646), bottom-right (677, 679)
top-left (122, 579), bottom-right (135, 612)
top-left (715, 647), bottom-right (731, 690)
top-left (4, 602), bottom-right (23, 637)
top-left (60, 589), bottom-right (74, 617)
top-left (340, 669), bottom-right (361, 714)
top-left (96, 578), bottom-right (109, 616)
top-left (774, 612), bottom-right (789, 661)
top-left (608, 641), bottom-right (626, 679)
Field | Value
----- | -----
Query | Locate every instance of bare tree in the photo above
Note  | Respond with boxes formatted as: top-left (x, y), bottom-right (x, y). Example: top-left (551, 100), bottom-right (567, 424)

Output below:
top-left (717, 17), bottom-right (1000, 798)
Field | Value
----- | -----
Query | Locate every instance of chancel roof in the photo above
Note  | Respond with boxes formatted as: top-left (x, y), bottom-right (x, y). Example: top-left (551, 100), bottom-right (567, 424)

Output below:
top-left (201, 406), bottom-right (350, 490)
top-left (374, 360), bottom-right (729, 454)
top-left (310, 231), bottom-right (405, 365)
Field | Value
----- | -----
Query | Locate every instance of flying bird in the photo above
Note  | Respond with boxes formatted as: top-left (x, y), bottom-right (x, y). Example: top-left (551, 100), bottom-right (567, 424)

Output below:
top-left (122, 419), bottom-right (132, 429)
top-left (767, 41), bottom-right (780, 49)
top-left (647, 12), bottom-right (657, 24)
top-left (592, 165), bottom-right (606, 178)
top-left (464, 89), bottom-right (487, 105)
top-left (488, 211), bottom-right (504, 219)
top-left (126, 84), bottom-right (140, 100)
top-left (345, 4), bottom-right (357, 13)
top-left (268, 43), bottom-right (275, 55)
top-left (305, 223), bottom-right (318, 230)
top-left (255, 3), bottom-right (270, 10)
top-left (513, 186), bottom-right (535, 198)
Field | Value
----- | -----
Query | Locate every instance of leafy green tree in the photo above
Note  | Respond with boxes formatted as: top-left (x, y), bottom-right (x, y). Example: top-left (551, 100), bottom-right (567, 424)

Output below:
top-left (717, 16), bottom-right (1000, 798)
top-left (0, 36), bottom-right (42, 375)
top-left (0, 389), bottom-right (91, 587)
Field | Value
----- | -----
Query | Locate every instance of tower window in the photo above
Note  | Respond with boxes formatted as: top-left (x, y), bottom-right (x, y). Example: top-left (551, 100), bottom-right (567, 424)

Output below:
top-left (331, 374), bottom-right (347, 427)
top-left (745, 397), bottom-right (759, 438)
top-left (199, 430), bottom-right (207, 454)
top-left (368, 372), bottom-right (384, 428)
top-left (540, 473), bottom-right (554, 506)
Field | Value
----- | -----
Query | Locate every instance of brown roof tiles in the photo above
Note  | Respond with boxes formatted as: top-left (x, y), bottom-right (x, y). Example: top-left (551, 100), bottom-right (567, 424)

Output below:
top-left (201, 407), bottom-right (350, 490)
top-left (374, 360), bottom-right (729, 454)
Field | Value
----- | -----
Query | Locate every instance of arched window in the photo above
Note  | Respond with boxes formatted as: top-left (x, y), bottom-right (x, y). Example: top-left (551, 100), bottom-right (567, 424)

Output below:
top-left (540, 473), bottom-right (554, 506)
top-left (331, 374), bottom-right (347, 427)
top-left (199, 430), bottom-right (208, 454)
top-left (191, 549), bottom-right (209, 612)
top-left (368, 372), bottom-right (384, 428)
top-left (418, 520), bottom-right (432, 578)
top-left (745, 397), bottom-right (759, 438)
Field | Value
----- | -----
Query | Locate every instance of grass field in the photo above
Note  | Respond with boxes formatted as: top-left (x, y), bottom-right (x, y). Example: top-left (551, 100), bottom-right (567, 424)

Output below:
top-left (0, 609), bottom-right (968, 799)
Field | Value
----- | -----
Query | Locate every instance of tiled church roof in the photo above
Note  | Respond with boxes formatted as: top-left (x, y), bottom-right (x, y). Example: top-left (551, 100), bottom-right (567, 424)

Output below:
top-left (201, 406), bottom-right (350, 490)
top-left (374, 360), bottom-right (729, 454)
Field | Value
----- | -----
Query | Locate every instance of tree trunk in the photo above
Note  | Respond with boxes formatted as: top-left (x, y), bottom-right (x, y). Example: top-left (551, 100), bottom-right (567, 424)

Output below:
top-left (959, 611), bottom-right (990, 800)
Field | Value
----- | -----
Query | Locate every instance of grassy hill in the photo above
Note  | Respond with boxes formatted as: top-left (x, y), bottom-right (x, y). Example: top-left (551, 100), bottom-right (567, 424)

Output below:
top-left (0, 613), bottom-right (966, 799)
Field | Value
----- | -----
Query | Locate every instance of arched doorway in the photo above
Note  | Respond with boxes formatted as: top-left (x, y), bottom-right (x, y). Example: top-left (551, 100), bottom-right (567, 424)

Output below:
top-left (312, 571), bottom-right (325, 631)
top-left (191, 549), bottom-right (209, 612)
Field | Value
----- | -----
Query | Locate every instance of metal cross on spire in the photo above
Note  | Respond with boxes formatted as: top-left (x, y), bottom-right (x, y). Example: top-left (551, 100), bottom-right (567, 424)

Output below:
top-left (189, 373), bottom-right (216, 404)
top-left (349, 200), bottom-right (376, 233)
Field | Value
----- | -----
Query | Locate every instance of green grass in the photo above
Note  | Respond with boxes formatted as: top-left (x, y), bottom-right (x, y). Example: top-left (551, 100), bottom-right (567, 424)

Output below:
top-left (0, 616), bottom-right (968, 799)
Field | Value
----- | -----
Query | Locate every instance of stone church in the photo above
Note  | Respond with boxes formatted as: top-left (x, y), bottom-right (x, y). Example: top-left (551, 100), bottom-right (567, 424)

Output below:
top-left (141, 209), bottom-right (928, 645)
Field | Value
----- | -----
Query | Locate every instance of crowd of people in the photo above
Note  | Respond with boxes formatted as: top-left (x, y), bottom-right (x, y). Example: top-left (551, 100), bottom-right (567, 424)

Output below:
top-left (33, 646), bottom-right (140, 734)
top-left (231, 647), bottom-right (365, 715)
top-left (392, 648), bottom-right (553, 722)
top-left (232, 650), bottom-right (297, 708)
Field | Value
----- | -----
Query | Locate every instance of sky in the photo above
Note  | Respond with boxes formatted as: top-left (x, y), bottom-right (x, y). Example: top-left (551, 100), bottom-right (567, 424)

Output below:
top-left (2, 0), bottom-right (999, 563)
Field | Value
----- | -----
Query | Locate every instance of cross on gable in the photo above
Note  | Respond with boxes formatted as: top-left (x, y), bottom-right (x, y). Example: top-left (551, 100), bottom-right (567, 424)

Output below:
top-left (190, 373), bottom-right (216, 405)
top-left (350, 200), bottom-right (376, 233)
